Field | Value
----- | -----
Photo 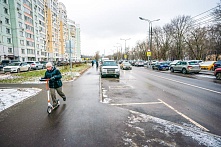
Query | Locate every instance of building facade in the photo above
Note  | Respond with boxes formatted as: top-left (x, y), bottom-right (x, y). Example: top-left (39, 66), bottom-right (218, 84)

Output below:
top-left (0, 0), bottom-right (80, 62)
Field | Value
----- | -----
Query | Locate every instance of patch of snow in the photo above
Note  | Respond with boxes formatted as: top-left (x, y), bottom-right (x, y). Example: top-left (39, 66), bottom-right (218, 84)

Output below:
top-left (102, 98), bottom-right (112, 103)
top-left (0, 88), bottom-right (41, 112)
top-left (128, 110), bottom-right (221, 147)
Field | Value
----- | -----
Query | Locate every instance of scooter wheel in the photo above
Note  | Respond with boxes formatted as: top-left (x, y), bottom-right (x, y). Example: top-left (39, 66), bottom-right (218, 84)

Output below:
top-left (47, 106), bottom-right (52, 114)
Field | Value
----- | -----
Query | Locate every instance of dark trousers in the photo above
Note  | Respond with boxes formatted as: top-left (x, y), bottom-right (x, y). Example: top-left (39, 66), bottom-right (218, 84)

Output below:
top-left (50, 87), bottom-right (66, 104)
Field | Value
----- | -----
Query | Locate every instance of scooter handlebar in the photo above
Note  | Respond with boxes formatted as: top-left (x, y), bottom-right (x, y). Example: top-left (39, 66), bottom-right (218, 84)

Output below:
top-left (39, 78), bottom-right (49, 81)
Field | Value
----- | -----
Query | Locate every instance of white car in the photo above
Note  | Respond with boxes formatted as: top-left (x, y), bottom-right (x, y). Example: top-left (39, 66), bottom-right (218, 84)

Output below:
top-left (100, 60), bottom-right (120, 78)
top-left (3, 62), bottom-right (31, 73)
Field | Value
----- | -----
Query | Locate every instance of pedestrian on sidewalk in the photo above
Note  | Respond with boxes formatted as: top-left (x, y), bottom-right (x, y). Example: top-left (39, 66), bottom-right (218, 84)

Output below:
top-left (96, 60), bottom-right (99, 68)
top-left (41, 62), bottom-right (66, 106)
top-left (92, 60), bottom-right (94, 67)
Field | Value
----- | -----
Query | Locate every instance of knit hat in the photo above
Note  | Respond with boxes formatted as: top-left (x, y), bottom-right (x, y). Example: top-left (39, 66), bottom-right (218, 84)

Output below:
top-left (46, 62), bottom-right (53, 67)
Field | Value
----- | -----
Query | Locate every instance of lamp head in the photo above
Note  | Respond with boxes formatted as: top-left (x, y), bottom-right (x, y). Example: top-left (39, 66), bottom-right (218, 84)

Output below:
top-left (139, 17), bottom-right (144, 20)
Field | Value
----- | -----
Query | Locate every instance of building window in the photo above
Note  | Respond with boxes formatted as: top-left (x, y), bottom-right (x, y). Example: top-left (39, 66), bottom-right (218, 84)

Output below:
top-left (19, 22), bottom-right (23, 28)
top-left (7, 38), bottom-right (11, 44)
top-left (18, 12), bottom-right (22, 19)
top-left (27, 49), bottom-right (34, 54)
top-left (6, 28), bottom-right (10, 34)
top-left (17, 3), bottom-right (21, 10)
top-left (3, 0), bottom-right (7, 4)
top-left (21, 49), bottom-right (25, 54)
top-left (5, 18), bottom-right (9, 24)
top-left (19, 31), bottom-right (24, 37)
top-left (20, 40), bottom-right (24, 45)
top-left (8, 48), bottom-right (12, 53)
top-left (4, 8), bottom-right (8, 14)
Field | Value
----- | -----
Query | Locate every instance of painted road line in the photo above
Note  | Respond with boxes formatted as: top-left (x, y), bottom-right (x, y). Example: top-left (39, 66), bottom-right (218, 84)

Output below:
top-left (111, 102), bottom-right (162, 106)
top-left (158, 99), bottom-right (209, 132)
top-left (148, 73), bottom-right (221, 95)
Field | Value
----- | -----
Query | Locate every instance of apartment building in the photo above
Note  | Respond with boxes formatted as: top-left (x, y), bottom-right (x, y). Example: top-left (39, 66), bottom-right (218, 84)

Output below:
top-left (67, 19), bottom-right (81, 62)
top-left (0, 0), bottom-right (80, 62)
top-left (58, 2), bottom-right (68, 61)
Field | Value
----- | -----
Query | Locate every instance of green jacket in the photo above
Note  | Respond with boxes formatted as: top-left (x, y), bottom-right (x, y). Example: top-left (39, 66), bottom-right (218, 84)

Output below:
top-left (43, 67), bottom-right (62, 88)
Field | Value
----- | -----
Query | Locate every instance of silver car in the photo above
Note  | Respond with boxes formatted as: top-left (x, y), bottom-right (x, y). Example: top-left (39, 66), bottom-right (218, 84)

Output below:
top-left (170, 60), bottom-right (201, 74)
top-left (27, 61), bottom-right (44, 70)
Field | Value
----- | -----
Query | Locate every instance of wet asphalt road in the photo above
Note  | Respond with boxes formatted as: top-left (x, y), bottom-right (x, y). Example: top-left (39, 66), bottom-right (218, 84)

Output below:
top-left (0, 67), bottom-right (130, 146)
top-left (1, 67), bottom-right (221, 146)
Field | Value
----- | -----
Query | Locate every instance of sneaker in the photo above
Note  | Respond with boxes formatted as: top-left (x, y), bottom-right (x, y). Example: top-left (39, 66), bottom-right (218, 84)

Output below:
top-left (63, 97), bottom-right (66, 101)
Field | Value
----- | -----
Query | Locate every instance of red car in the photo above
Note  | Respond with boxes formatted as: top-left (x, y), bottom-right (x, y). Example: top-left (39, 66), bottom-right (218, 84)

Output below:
top-left (214, 68), bottom-right (221, 80)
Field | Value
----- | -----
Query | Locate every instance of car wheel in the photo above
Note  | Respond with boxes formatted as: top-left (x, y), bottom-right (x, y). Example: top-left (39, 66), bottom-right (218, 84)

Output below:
top-left (28, 67), bottom-right (30, 71)
top-left (170, 67), bottom-right (174, 72)
top-left (182, 68), bottom-right (187, 74)
top-left (17, 68), bottom-right (20, 73)
top-left (216, 73), bottom-right (221, 80)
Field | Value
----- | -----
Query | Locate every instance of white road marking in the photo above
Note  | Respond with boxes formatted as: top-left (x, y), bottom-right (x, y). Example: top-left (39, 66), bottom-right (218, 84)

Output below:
top-left (158, 99), bottom-right (209, 131)
top-left (148, 73), bottom-right (221, 95)
top-left (111, 102), bottom-right (162, 106)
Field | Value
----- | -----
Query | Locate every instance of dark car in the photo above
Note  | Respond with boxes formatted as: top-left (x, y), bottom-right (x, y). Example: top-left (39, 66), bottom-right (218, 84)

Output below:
top-left (214, 68), bottom-right (221, 80)
top-left (57, 61), bottom-right (69, 66)
top-left (214, 60), bottom-right (221, 70)
top-left (152, 62), bottom-right (170, 70)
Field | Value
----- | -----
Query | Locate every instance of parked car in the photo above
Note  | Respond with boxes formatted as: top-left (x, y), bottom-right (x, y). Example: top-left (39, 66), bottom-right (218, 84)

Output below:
top-left (214, 60), bottom-right (221, 70)
top-left (200, 61), bottom-right (216, 71)
top-left (120, 62), bottom-right (132, 70)
top-left (190, 60), bottom-right (204, 65)
top-left (169, 60), bottom-right (181, 66)
top-left (170, 60), bottom-right (201, 74)
top-left (0, 60), bottom-right (20, 71)
top-left (40, 61), bottom-right (48, 69)
top-left (100, 60), bottom-right (120, 78)
top-left (152, 62), bottom-right (170, 70)
top-left (27, 61), bottom-right (44, 70)
top-left (3, 62), bottom-right (30, 73)
top-left (135, 61), bottom-right (144, 67)
top-left (214, 68), bottom-right (221, 80)
top-left (57, 61), bottom-right (69, 66)
top-left (150, 60), bottom-right (157, 66)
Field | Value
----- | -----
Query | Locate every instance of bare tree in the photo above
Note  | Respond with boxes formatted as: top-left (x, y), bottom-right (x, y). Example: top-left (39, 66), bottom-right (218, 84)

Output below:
top-left (170, 15), bottom-right (192, 60)
top-left (184, 27), bottom-right (208, 60)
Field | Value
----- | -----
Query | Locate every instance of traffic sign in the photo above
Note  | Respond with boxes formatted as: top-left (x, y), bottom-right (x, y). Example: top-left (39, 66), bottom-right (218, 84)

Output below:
top-left (147, 51), bottom-right (151, 56)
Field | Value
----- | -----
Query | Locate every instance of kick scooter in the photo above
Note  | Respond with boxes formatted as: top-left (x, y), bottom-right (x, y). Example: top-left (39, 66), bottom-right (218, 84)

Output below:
top-left (40, 78), bottom-right (60, 114)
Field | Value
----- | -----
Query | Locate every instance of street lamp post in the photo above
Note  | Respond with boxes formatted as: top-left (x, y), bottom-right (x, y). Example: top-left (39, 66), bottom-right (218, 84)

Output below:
top-left (120, 38), bottom-right (130, 60)
top-left (139, 17), bottom-right (160, 67)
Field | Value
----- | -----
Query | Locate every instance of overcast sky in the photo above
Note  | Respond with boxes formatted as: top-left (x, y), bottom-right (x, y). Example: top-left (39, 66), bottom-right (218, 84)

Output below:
top-left (59, 0), bottom-right (220, 56)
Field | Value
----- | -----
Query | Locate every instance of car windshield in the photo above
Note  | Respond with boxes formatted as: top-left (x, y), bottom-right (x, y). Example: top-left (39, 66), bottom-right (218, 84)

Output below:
top-left (124, 62), bottom-right (131, 65)
top-left (9, 63), bottom-right (20, 66)
top-left (188, 61), bottom-right (199, 65)
top-left (103, 61), bottom-right (117, 66)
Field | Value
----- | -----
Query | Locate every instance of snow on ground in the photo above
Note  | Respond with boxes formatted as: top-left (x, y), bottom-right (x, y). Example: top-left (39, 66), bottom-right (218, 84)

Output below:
top-left (0, 88), bottom-right (41, 112)
top-left (0, 71), bottom-right (81, 112)
top-left (124, 110), bottom-right (221, 147)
